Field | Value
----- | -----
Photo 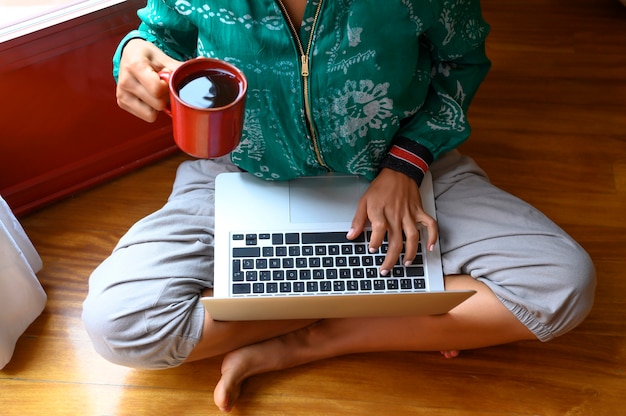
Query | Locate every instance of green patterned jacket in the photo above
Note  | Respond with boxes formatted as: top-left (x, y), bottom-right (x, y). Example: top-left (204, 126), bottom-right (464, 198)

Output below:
top-left (113, 0), bottom-right (491, 184)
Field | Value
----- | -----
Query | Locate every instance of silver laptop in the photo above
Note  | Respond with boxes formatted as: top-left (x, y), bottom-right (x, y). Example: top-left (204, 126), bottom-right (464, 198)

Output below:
top-left (201, 171), bottom-right (474, 321)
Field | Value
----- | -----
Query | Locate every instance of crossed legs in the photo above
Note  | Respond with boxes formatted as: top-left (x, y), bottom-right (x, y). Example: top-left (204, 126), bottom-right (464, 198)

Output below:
top-left (185, 275), bottom-right (535, 412)
top-left (83, 152), bottom-right (595, 412)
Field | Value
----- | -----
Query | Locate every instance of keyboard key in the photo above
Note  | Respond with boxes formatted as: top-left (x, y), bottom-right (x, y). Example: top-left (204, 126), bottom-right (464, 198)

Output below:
top-left (302, 246), bottom-right (314, 256)
top-left (347, 281), bottom-right (359, 291)
top-left (285, 233), bottom-right (299, 244)
top-left (373, 280), bottom-right (385, 290)
top-left (273, 270), bottom-right (285, 280)
top-left (267, 283), bottom-right (278, 293)
top-left (233, 247), bottom-right (260, 258)
top-left (246, 234), bottom-right (257, 245)
top-left (272, 233), bottom-right (283, 245)
top-left (269, 258), bottom-right (281, 268)
top-left (387, 279), bottom-right (399, 290)
top-left (276, 246), bottom-right (287, 256)
top-left (406, 266), bottom-right (425, 277)
top-left (360, 280), bottom-right (372, 290)
top-left (233, 283), bottom-right (251, 294)
top-left (392, 267), bottom-right (404, 277)
top-left (294, 282), bottom-right (305, 292)
top-left (233, 234), bottom-right (244, 241)
top-left (262, 246), bottom-right (274, 257)
top-left (306, 282), bottom-right (319, 292)
top-left (260, 271), bottom-right (271, 281)
top-left (333, 281), bottom-right (345, 292)
top-left (280, 282), bottom-right (291, 292)
top-left (301, 231), bottom-right (364, 244)
top-left (320, 281), bottom-right (332, 291)
top-left (253, 283), bottom-right (264, 293)
top-left (413, 278), bottom-right (426, 289)
top-left (242, 259), bottom-right (254, 269)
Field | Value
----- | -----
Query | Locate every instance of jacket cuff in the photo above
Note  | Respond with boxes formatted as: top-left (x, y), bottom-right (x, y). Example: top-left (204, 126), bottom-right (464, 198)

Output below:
top-left (379, 137), bottom-right (434, 186)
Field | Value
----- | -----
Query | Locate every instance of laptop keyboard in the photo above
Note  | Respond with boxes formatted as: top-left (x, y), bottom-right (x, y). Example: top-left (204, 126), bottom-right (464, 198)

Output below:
top-left (229, 231), bottom-right (427, 296)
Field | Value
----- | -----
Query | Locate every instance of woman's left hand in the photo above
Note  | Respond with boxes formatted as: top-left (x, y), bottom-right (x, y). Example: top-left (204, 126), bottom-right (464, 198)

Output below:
top-left (347, 168), bottom-right (438, 275)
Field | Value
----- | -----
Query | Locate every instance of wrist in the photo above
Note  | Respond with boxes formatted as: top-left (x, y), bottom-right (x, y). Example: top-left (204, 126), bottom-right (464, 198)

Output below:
top-left (379, 137), bottom-right (433, 186)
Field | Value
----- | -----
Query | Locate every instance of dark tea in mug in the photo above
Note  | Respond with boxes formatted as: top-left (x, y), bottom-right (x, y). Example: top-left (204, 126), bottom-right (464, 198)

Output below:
top-left (176, 69), bottom-right (242, 109)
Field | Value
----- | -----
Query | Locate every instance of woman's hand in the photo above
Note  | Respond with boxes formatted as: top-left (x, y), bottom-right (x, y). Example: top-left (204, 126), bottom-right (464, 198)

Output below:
top-left (347, 168), bottom-right (438, 275)
top-left (116, 39), bottom-right (183, 122)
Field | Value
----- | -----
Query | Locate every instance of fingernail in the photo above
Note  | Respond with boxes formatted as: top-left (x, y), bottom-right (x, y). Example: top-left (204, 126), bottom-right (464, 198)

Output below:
top-left (428, 244), bottom-right (435, 252)
top-left (369, 246), bottom-right (377, 253)
top-left (404, 261), bottom-right (412, 267)
top-left (380, 269), bottom-right (389, 276)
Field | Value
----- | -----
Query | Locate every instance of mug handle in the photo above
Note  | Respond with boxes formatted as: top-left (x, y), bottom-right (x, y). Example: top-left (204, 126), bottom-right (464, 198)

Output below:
top-left (158, 70), bottom-right (172, 116)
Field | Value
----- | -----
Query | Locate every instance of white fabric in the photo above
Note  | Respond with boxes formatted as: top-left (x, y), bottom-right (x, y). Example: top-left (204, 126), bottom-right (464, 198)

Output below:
top-left (0, 196), bottom-right (46, 369)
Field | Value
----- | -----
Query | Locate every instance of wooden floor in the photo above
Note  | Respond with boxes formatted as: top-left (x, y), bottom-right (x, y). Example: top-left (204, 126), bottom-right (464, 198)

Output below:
top-left (2, 0), bottom-right (625, 414)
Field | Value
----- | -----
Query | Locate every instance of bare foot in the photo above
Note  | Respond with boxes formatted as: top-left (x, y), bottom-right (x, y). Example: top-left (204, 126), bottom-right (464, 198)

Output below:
top-left (213, 352), bottom-right (247, 413)
top-left (213, 326), bottom-right (316, 412)
top-left (440, 350), bottom-right (460, 359)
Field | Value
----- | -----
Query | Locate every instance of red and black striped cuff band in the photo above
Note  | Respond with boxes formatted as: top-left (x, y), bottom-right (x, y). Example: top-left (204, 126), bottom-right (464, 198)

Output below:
top-left (379, 137), bottom-right (434, 186)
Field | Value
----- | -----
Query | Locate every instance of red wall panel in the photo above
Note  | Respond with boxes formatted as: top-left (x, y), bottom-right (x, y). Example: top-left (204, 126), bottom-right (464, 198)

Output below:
top-left (0, 0), bottom-right (178, 216)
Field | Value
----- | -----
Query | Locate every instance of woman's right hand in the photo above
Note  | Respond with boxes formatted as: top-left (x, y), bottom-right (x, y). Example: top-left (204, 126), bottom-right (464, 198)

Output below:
top-left (116, 39), bottom-right (183, 122)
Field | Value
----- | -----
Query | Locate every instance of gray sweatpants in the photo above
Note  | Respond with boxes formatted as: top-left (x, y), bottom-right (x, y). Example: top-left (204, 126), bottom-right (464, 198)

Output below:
top-left (82, 151), bottom-right (596, 369)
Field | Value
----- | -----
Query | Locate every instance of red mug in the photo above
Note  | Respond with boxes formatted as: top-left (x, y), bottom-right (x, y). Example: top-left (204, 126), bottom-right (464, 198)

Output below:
top-left (159, 58), bottom-right (247, 158)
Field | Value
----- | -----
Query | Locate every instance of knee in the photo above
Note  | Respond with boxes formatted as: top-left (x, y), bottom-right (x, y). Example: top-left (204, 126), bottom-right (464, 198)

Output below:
top-left (486, 237), bottom-right (596, 342)
top-left (540, 243), bottom-right (596, 339)
top-left (82, 282), bottom-right (200, 370)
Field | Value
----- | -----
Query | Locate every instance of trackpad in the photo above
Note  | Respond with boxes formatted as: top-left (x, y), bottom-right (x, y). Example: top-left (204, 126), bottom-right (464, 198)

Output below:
top-left (289, 176), bottom-right (368, 224)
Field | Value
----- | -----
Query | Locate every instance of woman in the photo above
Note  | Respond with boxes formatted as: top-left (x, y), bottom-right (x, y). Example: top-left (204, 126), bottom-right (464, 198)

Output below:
top-left (83, 1), bottom-right (595, 412)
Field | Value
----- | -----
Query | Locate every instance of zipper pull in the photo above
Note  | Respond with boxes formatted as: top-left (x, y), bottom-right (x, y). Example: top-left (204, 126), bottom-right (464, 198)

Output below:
top-left (301, 54), bottom-right (309, 77)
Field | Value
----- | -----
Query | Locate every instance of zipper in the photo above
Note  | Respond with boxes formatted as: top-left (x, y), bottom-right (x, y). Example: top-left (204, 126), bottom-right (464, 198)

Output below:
top-left (276, 0), bottom-right (327, 169)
